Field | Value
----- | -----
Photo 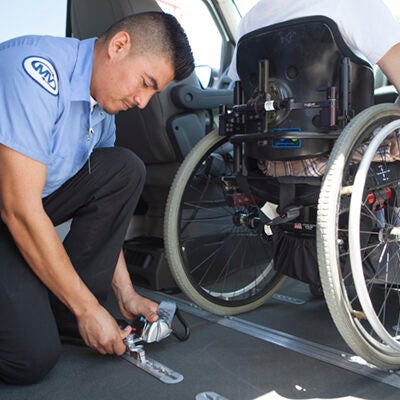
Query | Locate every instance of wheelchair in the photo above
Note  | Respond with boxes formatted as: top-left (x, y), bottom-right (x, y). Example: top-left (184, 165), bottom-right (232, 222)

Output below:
top-left (163, 16), bottom-right (400, 369)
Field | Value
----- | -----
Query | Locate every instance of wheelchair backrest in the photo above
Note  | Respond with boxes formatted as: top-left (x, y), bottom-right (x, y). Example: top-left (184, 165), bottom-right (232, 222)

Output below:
top-left (236, 16), bottom-right (375, 135)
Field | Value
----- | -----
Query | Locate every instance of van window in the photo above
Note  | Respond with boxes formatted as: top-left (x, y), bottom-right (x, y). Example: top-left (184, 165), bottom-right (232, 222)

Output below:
top-left (0, 0), bottom-right (67, 42)
top-left (156, 0), bottom-right (223, 71)
top-left (233, 0), bottom-right (258, 16)
top-left (384, 0), bottom-right (400, 20)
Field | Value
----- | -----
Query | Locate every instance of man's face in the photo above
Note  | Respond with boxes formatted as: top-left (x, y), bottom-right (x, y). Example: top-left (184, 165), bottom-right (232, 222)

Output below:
top-left (91, 33), bottom-right (175, 114)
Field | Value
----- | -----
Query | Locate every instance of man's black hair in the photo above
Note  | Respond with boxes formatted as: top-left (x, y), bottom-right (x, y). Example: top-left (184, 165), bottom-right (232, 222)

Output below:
top-left (101, 12), bottom-right (194, 82)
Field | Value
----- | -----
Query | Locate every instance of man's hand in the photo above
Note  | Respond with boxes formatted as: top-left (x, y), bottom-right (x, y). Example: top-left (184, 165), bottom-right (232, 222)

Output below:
top-left (118, 290), bottom-right (159, 323)
top-left (77, 303), bottom-right (131, 355)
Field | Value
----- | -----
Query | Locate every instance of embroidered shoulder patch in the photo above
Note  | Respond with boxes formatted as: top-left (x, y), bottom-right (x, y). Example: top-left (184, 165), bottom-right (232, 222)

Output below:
top-left (23, 56), bottom-right (59, 96)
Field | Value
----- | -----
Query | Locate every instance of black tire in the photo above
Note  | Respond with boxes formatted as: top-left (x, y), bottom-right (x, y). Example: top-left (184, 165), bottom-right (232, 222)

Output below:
top-left (318, 103), bottom-right (400, 369)
top-left (164, 131), bottom-right (287, 315)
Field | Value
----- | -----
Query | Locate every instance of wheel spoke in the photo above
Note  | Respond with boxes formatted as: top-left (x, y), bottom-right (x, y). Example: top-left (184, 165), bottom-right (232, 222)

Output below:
top-left (165, 131), bottom-right (286, 315)
top-left (318, 104), bottom-right (400, 368)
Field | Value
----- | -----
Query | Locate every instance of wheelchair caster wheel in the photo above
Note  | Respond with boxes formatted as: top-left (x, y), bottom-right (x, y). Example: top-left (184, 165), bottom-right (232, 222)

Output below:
top-left (309, 283), bottom-right (324, 298)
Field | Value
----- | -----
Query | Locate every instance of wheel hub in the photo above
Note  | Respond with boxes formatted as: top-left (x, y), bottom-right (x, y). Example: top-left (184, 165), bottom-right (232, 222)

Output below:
top-left (379, 226), bottom-right (400, 242)
top-left (233, 211), bottom-right (260, 229)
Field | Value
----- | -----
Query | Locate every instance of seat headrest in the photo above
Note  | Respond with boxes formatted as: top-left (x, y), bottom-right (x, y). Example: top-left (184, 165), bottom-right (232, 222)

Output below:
top-left (69, 0), bottom-right (163, 39)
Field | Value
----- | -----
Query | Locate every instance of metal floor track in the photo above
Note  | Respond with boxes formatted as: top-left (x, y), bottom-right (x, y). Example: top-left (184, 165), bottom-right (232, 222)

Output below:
top-left (139, 287), bottom-right (400, 390)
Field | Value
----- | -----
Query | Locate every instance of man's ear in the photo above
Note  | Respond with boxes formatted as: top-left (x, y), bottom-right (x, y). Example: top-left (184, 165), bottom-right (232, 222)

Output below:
top-left (108, 31), bottom-right (131, 59)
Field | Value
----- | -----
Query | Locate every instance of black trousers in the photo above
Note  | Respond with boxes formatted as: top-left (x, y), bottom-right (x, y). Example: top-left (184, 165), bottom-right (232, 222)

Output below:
top-left (0, 147), bottom-right (145, 385)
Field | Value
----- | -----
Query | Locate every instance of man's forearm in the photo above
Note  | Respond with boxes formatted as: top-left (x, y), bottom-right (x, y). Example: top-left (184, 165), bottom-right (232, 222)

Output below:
top-left (111, 250), bottom-right (135, 301)
top-left (111, 250), bottom-right (159, 322)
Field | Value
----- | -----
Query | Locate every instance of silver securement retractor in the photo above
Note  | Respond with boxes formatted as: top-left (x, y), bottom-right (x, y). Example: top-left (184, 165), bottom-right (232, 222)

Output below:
top-left (120, 300), bottom-right (189, 384)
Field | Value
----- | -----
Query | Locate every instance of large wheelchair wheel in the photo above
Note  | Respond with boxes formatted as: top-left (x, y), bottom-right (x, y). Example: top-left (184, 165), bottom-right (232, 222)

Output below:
top-left (318, 103), bottom-right (400, 369)
top-left (164, 131), bottom-right (287, 315)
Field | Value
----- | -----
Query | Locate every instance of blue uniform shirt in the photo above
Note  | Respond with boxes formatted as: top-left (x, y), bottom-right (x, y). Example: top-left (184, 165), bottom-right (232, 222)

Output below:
top-left (0, 35), bottom-right (116, 197)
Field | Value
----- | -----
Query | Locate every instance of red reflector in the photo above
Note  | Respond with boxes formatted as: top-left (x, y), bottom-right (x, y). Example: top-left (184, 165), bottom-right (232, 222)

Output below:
top-left (233, 193), bottom-right (255, 206)
top-left (367, 188), bottom-right (392, 205)
top-left (367, 193), bottom-right (375, 205)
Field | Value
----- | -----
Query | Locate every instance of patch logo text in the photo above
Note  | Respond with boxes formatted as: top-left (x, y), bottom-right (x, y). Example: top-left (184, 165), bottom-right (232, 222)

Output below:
top-left (23, 56), bottom-right (59, 96)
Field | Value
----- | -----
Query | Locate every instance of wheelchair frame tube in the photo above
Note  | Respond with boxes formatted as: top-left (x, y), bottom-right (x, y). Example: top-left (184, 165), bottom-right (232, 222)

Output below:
top-left (341, 57), bottom-right (351, 127)
top-left (233, 142), bottom-right (243, 174)
top-left (258, 59), bottom-right (269, 133)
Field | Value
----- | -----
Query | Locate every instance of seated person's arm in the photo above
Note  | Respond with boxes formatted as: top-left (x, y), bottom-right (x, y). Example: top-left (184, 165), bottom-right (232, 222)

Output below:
top-left (377, 42), bottom-right (400, 95)
top-left (0, 144), bottom-right (127, 355)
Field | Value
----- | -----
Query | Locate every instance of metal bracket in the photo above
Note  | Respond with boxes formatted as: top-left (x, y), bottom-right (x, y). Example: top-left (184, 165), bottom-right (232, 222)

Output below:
top-left (121, 334), bottom-right (184, 384)
top-left (196, 392), bottom-right (230, 400)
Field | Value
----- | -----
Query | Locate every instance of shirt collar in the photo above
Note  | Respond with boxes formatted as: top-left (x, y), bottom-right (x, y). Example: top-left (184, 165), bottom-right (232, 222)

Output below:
top-left (70, 37), bottom-right (97, 102)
